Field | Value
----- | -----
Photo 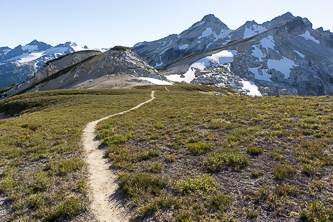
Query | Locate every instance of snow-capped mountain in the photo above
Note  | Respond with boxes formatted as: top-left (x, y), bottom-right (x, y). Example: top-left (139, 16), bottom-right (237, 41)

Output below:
top-left (160, 15), bottom-right (333, 96)
top-left (132, 14), bottom-right (232, 69)
top-left (0, 40), bottom-right (93, 88)
top-left (132, 13), bottom-right (295, 69)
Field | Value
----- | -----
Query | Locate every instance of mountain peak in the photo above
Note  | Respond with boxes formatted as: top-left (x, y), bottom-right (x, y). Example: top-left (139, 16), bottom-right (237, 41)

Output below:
top-left (27, 39), bottom-right (46, 46)
top-left (201, 14), bottom-right (217, 22)
top-left (263, 12), bottom-right (295, 29)
top-left (200, 14), bottom-right (229, 30)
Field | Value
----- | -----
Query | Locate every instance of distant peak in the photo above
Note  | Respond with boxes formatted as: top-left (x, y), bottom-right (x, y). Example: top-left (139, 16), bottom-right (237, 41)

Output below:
top-left (199, 14), bottom-right (229, 29)
top-left (27, 39), bottom-right (43, 45)
top-left (281, 12), bottom-right (294, 18)
top-left (201, 14), bottom-right (217, 22)
top-left (244, 20), bottom-right (258, 26)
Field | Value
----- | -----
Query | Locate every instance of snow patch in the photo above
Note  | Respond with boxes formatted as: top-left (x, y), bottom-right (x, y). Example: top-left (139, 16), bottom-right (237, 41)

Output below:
top-left (241, 80), bottom-right (262, 96)
top-left (139, 77), bottom-right (173, 85)
top-left (155, 61), bottom-right (164, 68)
top-left (249, 67), bottom-right (272, 82)
top-left (70, 44), bottom-right (87, 52)
top-left (251, 45), bottom-right (265, 61)
top-left (294, 50), bottom-right (305, 58)
top-left (299, 30), bottom-right (320, 44)
top-left (159, 48), bottom-right (169, 56)
top-left (200, 27), bottom-right (214, 38)
top-left (243, 25), bottom-right (267, 39)
top-left (179, 44), bottom-right (189, 50)
top-left (206, 29), bottom-right (233, 49)
top-left (267, 57), bottom-right (296, 78)
top-left (166, 50), bottom-right (237, 83)
top-left (260, 35), bottom-right (275, 51)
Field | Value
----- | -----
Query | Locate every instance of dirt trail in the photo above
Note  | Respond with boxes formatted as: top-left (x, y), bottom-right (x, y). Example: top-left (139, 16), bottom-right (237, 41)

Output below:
top-left (82, 91), bottom-right (155, 222)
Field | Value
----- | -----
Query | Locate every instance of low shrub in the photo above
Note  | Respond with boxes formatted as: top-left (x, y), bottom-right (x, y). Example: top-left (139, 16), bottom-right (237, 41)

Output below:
top-left (187, 142), bottom-right (213, 154)
top-left (205, 151), bottom-right (249, 171)
top-left (175, 174), bottom-right (217, 194)
top-left (273, 164), bottom-right (296, 179)
top-left (247, 146), bottom-right (264, 155)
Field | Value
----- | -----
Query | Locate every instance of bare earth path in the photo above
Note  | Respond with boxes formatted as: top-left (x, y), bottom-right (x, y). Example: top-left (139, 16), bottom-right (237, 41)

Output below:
top-left (82, 91), bottom-right (155, 222)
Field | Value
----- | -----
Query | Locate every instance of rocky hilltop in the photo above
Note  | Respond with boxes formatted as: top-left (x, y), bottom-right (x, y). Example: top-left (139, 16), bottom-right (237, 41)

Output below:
top-left (161, 15), bottom-right (333, 96)
top-left (2, 47), bottom-right (168, 98)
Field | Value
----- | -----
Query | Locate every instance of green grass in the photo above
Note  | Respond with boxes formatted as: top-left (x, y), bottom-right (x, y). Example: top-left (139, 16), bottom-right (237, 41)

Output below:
top-left (1, 84), bottom-right (333, 221)
top-left (0, 88), bottom-right (152, 221)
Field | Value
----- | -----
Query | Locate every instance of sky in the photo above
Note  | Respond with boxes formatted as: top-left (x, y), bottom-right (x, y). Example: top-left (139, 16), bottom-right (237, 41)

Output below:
top-left (1, 0), bottom-right (333, 49)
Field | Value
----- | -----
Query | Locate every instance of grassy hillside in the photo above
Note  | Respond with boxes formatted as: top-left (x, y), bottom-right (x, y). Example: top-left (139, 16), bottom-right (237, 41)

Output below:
top-left (96, 86), bottom-right (333, 221)
top-left (0, 85), bottom-right (332, 221)
top-left (0, 89), bottom-right (153, 221)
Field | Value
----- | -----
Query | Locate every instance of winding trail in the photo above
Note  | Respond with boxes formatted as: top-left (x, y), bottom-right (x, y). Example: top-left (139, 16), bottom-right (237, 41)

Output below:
top-left (82, 91), bottom-right (155, 222)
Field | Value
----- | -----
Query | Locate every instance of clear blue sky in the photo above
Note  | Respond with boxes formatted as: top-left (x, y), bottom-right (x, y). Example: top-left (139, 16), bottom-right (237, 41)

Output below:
top-left (1, 0), bottom-right (332, 49)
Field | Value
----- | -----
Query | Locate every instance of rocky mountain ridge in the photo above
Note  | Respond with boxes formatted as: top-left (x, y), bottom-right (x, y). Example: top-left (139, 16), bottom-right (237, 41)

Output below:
top-left (2, 47), bottom-right (168, 98)
top-left (132, 12), bottom-right (296, 69)
top-left (0, 40), bottom-right (98, 88)
top-left (160, 15), bottom-right (333, 96)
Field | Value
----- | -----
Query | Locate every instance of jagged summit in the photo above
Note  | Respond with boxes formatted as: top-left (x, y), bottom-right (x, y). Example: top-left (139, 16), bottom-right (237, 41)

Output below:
top-left (200, 14), bottom-right (229, 29)
top-left (262, 12), bottom-right (294, 29)
top-left (276, 16), bottom-right (312, 34)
